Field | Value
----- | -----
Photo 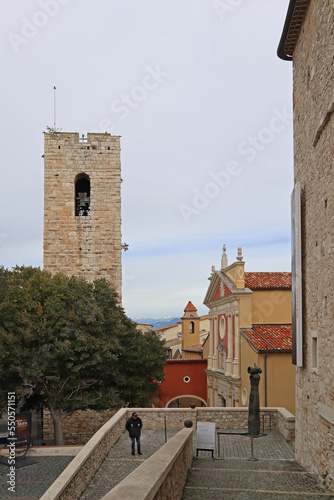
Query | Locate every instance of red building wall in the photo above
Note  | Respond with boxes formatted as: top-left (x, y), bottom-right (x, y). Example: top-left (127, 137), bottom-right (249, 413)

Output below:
top-left (154, 359), bottom-right (207, 408)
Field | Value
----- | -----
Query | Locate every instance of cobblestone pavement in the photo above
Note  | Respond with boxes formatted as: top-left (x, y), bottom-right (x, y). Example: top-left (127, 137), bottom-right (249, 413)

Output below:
top-left (0, 456), bottom-right (73, 500)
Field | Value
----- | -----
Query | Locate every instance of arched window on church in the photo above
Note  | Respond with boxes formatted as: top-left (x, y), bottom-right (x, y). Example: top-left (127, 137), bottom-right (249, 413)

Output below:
top-left (189, 321), bottom-right (195, 333)
top-left (75, 174), bottom-right (90, 216)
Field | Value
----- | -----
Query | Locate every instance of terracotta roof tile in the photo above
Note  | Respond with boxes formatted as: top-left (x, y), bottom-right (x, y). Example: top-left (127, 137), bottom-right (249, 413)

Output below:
top-left (182, 345), bottom-right (203, 353)
top-left (166, 359), bottom-right (207, 364)
top-left (241, 324), bottom-right (292, 352)
top-left (244, 272), bottom-right (291, 290)
top-left (184, 301), bottom-right (197, 312)
top-left (164, 338), bottom-right (181, 348)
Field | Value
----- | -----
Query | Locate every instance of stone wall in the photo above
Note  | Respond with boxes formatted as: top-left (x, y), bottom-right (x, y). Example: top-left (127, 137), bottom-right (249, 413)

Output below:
top-left (43, 408), bottom-right (117, 445)
top-left (292, 1), bottom-right (334, 490)
top-left (125, 407), bottom-right (290, 435)
top-left (43, 406), bottom-right (293, 447)
top-left (43, 132), bottom-right (122, 298)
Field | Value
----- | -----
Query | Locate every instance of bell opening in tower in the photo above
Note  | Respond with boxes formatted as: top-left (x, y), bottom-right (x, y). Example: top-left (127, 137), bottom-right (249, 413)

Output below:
top-left (75, 174), bottom-right (90, 216)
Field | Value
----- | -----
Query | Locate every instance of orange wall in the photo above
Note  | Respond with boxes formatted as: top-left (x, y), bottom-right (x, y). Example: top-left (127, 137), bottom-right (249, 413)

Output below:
top-left (155, 360), bottom-right (207, 408)
top-left (251, 290), bottom-right (292, 324)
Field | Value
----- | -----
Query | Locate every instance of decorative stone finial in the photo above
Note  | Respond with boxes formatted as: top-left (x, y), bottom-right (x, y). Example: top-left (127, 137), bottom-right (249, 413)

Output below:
top-left (211, 265), bottom-right (215, 274)
top-left (236, 247), bottom-right (243, 261)
top-left (221, 244), bottom-right (228, 269)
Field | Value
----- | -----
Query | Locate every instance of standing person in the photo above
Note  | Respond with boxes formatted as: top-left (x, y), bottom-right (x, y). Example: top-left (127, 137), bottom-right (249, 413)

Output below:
top-left (125, 412), bottom-right (143, 456)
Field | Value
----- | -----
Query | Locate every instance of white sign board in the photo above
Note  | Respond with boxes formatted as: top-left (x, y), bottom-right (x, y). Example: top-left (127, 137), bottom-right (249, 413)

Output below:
top-left (196, 422), bottom-right (215, 451)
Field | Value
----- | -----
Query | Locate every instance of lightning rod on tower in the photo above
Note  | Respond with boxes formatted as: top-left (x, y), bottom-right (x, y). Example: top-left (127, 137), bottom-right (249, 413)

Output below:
top-left (53, 86), bottom-right (56, 131)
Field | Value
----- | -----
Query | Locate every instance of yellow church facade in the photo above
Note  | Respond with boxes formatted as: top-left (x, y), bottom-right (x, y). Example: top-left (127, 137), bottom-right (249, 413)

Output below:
top-left (204, 246), bottom-right (295, 415)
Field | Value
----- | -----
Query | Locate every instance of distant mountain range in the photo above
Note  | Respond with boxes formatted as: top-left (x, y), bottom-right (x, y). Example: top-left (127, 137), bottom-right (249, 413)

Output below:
top-left (133, 317), bottom-right (180, 330)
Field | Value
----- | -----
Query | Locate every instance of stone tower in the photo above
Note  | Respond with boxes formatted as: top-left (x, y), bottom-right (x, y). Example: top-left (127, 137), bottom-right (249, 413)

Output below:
top-left (43, 132), bottom-right (122, 298)
top-left (181, 301), bottom-right (200, 349)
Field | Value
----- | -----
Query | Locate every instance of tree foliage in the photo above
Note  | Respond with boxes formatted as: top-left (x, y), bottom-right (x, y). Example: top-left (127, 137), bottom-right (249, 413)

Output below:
top-left (0, 266), bottom-right (167, 444)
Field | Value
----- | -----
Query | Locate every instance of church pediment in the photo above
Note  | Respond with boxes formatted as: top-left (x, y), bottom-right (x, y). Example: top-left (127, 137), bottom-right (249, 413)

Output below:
top-left (204, 270), bottom-right (249, 306)
top-left (213, 284), bottom-right (221, 301)
top-left (204, 272), bottom-right (222, 305)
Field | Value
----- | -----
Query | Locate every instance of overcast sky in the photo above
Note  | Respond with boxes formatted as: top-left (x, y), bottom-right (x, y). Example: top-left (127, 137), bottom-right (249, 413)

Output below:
top-left (1, 0), bottom-right (293, 319)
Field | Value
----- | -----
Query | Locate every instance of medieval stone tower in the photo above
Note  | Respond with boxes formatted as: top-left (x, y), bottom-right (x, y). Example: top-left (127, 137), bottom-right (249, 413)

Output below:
top-left (43, 132), bottom-right (122, 298)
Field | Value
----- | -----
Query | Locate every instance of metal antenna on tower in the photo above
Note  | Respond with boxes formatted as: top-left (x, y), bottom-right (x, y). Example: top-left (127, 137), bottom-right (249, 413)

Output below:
top-left (53, 86), bottom-right (56, 131)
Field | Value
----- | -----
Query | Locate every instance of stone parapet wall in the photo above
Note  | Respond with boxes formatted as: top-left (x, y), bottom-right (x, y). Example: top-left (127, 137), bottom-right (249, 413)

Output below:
top-left (127, 407), bottom-right (289, 435)
top-left (40, 409), bottom-right (128, 500)
top-left (277, 407), bottom-right (295, 444)
top-left (101, 428), bottom-right (194, 500)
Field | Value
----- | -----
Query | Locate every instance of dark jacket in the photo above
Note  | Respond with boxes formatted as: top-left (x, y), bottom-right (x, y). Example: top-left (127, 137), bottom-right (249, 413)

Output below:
top-left (126, 416), bottom-right (142, 438)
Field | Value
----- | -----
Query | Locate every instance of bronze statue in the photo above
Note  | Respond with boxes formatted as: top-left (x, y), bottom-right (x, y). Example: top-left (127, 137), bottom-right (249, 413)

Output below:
top-left (248, 364), bottom-right (262, 436)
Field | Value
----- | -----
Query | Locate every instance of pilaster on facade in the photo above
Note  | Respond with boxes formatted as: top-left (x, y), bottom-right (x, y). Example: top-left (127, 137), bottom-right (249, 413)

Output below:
top-left (207, 355), bottom-right (213, 370)
top-left (226, 313), bottom-right (233, 376)
top-left (208, 315), bottom-right (214, 370)
top-left (213, 316), bottom-right (218, 370)
top-left (212, 354), bottom-right (218, 371)
top-left (233, 311), bottom-right (240, 379)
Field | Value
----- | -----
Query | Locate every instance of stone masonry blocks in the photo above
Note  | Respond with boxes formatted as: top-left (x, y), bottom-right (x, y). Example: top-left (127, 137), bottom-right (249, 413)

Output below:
top-left (292, 2), bottom-right (334, 490)
top-left (43, 132), bottom-right (122, 298)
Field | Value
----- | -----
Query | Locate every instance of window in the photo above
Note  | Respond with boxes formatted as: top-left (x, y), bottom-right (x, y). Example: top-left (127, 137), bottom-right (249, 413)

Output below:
top-left (75, 174), bottom-right (90, 216)
top-left (189, 321), bottom-right (194, 333)
top-left (219, 316), bottom-right (226, 340)
top-left (311, 330), bottom-right (318, 370)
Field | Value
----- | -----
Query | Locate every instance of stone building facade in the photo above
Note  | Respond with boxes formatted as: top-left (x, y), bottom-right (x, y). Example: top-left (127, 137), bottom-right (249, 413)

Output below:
top-left (43, 132), bottom-right (122, 298)
top-left (278, 0), bottom-right (334, 489)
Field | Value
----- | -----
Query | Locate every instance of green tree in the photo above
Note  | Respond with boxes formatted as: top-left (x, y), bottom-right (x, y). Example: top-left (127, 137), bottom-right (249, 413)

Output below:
top-left (0, 266), bottom-right (167, 444)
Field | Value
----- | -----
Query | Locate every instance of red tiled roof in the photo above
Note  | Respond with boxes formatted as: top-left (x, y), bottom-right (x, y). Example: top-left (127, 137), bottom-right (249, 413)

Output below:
top-left (184, 301), bottom-right (197, 312)
top-left (200, 314), bottom-right (209, 320)
top-left (241, 324), bottom-right (292, 352)
top-left (166, 359), bottom-right (207, 364)
top-left (244, 272), bottom-right (291, 290)
top-left (278, 0), bottom-right (311, 60)
top-left (182, 345), bottom-right (203, 353)
top-left (164, 338), bottom-right (181, 348)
